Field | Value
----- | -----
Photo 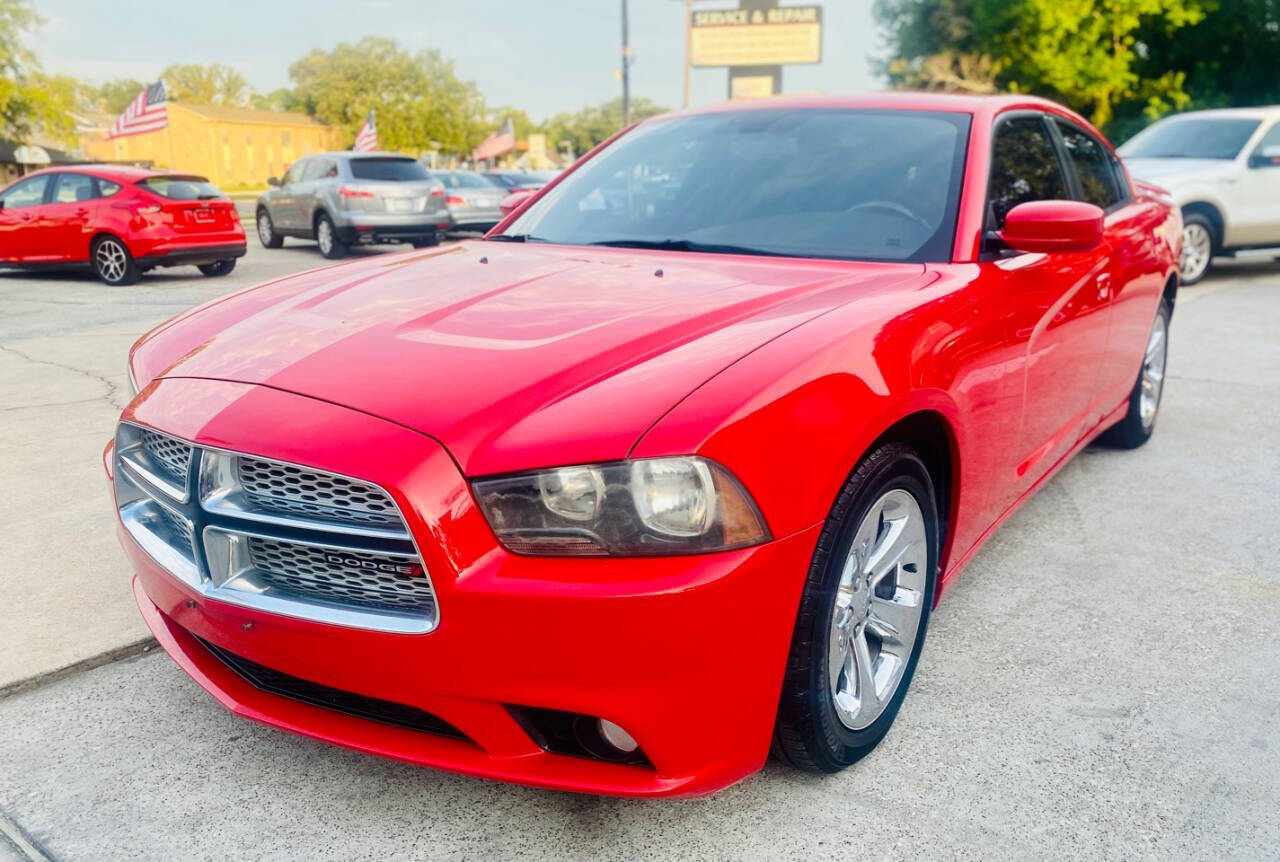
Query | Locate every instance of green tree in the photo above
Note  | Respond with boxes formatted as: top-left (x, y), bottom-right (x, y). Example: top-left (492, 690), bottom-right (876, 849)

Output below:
top-left (251, 87), bottom-right (300, 113)
top-left (288, 37), bottom-right (487, 154)
top-left (88, 78), bottom-right (147, 114)
top-left (541, 97), bottom-right (667, 159)
top-left (160, 63), bottom-right (250, 106)
top-left (875, 0), bottom-right (1205, 129)
top-left (0, 0), bottom-right (73, 144)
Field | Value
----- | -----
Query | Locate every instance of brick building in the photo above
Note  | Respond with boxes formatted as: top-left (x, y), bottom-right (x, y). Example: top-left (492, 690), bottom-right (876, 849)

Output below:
top-left (77, 103), bottom-right (343, 188)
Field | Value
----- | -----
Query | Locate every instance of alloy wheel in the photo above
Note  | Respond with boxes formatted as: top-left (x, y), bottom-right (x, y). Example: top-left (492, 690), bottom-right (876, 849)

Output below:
top-left (317, 219), bottom-right (333, 255)
top-left (828, 488), bottom-right (928, 731)
top-left (1139, 309), bottom-right (1168, 430)
top-left (1180, 223), bottom-right (1212, 283)
top-left (257, 213), bottom-right (273, 246)
top-left (95, 239), bottom-right (128, 283)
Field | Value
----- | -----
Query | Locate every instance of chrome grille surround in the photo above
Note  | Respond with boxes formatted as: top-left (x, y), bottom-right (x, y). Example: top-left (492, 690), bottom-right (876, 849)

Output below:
top-left (114, 421), bottom-right (437, 634)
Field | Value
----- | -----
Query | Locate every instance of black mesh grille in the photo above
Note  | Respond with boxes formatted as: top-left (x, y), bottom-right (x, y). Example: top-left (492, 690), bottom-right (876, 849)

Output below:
top-left (157, 505), bottom-right (194, 560)
top-left (196, 636), bottom-right (467, 740)
top-left (246, 537), bottom-right (434, 614)
top-left (236, 457), bottom-right (403, 528)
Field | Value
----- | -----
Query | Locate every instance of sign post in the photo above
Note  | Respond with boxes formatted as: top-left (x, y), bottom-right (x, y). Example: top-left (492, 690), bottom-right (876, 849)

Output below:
top-left (689, 0), bottom-right (823, 100)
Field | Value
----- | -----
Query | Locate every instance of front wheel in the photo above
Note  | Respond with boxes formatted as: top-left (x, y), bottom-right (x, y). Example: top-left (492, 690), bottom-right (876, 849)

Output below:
top-left (315, 214), bottom-right (345, 259)
top-left (1179, 214), bottom-right (1215, 286)
top-left (256, 208), bottom-right (283, 249)
top-left (92, 235), bottom-right (139, 286)
top-left (197, 259), bottom-right (237, 277)
top-left (773, 442), bottom-right (939, 773)
top-left (1098, 300), bottom-right (1171, 449)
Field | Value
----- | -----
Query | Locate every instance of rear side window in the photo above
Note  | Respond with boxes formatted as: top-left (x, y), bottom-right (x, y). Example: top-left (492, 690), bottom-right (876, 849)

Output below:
top-left (98, 179), bottom-right (122, 197)
top-left (987, 116), bottom-right (1068, 229)
top-left (51, 173), bottom-right (96, 203)
top-left (1055, 121), bottom-right (1125, 209)
top-left (138, 176), bottom-right (223, 200)
top-left (1, 175), bottom-right (49, 208)
top-left (349, 158), bottom-right (429, 181)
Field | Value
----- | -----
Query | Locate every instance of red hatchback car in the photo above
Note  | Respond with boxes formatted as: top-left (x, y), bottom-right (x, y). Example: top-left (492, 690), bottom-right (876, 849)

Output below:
top-left (108, 94), bottom-right (1179, 797)
top-left (0, 165), bottom-right (246, 285)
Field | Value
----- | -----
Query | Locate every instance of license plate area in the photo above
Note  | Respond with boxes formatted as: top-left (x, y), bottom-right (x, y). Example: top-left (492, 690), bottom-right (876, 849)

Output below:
top-left (387, 198), bottom-right (416, 213)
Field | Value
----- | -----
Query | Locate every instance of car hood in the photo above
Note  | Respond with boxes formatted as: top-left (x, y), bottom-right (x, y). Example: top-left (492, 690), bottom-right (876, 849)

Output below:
top-left (1122, 157), bottom-right (1234, 186)
top-left (139, 242), bottom-right (929, 474)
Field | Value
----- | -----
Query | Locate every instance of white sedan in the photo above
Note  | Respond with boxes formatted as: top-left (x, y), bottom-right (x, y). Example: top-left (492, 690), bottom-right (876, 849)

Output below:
top-left (1120, 106), bottom-right (1280, 284)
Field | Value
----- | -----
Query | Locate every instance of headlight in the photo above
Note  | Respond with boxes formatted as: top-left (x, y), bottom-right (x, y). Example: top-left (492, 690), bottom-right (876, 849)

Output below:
top-left (472, 456), bottom-right (769, 556)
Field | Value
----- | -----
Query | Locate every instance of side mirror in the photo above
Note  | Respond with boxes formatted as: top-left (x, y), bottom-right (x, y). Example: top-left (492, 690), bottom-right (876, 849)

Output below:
top-left (1249, 145), bottom-right (1280, 168)
top-left (999, 200), bottom-right (1104, 254)
top-left (267, 176), bottom-right (281, 187)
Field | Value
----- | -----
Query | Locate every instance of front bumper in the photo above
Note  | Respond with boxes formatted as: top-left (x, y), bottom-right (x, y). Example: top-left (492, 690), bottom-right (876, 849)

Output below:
top-left (110, 378), bottom-right (818, 797)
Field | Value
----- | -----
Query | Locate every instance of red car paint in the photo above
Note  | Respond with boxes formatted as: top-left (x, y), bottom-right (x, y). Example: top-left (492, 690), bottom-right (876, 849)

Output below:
top-left (111, 93), bottom-right (1179, 797)
top-left (0, 164), bottom-right (245, 274)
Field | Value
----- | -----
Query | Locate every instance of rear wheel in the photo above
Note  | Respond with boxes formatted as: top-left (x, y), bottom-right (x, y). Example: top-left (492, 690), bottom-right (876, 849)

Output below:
top-left (773, 442), bottom-right (939, 772)
top-left (411, 235), bottom-right (439, 249)
top-left (1098, 300), bottom-right (1171, 449)
top-left (92, 235), bottom-right (139, 286)
top-left (256, 208), bottom-right (283, 249)
top-left (1179, 214), bottom-right (1215, 285)
top-left (315, 213), bottom-right (345, 259)
top-left (197, 259), bottom-right (236, 277)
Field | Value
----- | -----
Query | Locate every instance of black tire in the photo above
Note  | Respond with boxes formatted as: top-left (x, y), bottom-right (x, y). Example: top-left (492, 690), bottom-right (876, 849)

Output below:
top-left (411, 235), bottom-right (440, 249)
top-left (1179, 212), bottom-right (1215, 286)
top-left (91, 235), bottom-right (140, 286)
top-left (315, 213), bottom-right (345, 259)
top-left (256, 208), bottom-right (283, 249)
top-left (197, 259), bottom-right (237, 277)
top-left (773, 442), bottom-right (940, 773)
top-left (1098, 299), bottom-right (1171, 449)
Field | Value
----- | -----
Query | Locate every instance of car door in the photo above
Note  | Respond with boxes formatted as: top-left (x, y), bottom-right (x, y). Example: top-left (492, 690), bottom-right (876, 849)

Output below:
top-left (1053, 118), bottom-right (1169, 415)
top-left (1235, 121), bottom-right (1280, 245)
top-left (982, 113), bottom-right (1114, 506)
top-left (0, 174), bottom-right (53, 262)
top-left (296, 157), bottom-right (335, 227)
top-left (271, 158), bottom-right (308, 231)
top-left (42, 172), bottom-right (99, 263)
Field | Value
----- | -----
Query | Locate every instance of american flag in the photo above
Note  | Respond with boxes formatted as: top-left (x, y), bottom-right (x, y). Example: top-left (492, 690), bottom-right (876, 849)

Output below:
top-left (353, 110), bottom-right (377, 152)
top-left (105, 81), bottom-right (167, 140)
top-left (473, 118), bottom-right (515, 161)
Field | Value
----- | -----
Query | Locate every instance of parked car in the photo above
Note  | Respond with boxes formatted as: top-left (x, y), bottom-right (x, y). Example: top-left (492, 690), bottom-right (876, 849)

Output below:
top-left (485, 169), bottom-right (560, 191)
top-left (0, 165), bottom-right (245, 285)
top-left (1119, 106), bottom-right (1280, 284)
top-left (111, 93), bottom-right (1178, 797)
top-left (256, 153), bottom-right (448, 259)
top-left (428, 170), bottom-right (505, 232)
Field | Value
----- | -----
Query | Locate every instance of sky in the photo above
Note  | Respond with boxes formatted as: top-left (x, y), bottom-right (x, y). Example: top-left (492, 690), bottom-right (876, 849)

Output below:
top-left (28, 0), bottom-right (883, 121)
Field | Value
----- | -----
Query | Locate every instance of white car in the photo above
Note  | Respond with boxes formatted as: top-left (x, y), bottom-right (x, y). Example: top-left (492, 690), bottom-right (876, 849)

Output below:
top-left (1119, 106), bottom-right (1280, 284)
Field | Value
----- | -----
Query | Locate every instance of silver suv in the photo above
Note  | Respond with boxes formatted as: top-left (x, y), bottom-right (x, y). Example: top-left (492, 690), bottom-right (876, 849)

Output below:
top-left (256, 153), bottom-right (449, 258)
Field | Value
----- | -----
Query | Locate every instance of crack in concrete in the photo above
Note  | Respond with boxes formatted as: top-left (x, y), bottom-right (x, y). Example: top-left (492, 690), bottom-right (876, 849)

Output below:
top-left (0, 343), bottom-right (127, 412)
top-left (0, 639), bottom-right (156, 701)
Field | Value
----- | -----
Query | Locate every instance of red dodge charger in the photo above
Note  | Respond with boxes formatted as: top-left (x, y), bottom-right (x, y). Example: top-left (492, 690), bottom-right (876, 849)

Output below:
top-left (107, 94), bottom-right (1179, 797)
top-left (0, 165), bottom-right (245, 285)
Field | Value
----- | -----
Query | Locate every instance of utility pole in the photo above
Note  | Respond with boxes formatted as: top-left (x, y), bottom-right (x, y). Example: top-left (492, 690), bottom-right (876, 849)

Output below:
top-left (621, 0), bottom-right (631, 126)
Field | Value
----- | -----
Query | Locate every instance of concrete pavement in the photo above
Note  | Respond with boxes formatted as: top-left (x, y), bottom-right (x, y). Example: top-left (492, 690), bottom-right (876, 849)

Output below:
top-left (0, 255), bottom-right (1277, 859)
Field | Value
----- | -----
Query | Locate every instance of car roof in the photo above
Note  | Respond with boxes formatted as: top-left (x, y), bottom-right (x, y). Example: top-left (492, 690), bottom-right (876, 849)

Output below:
top-left (1150, 106), bottom-right (1280, 121)
top-left (655, 91), bottom-right (1097, 131)
top-left (12, 164), bottom-right (207, 182)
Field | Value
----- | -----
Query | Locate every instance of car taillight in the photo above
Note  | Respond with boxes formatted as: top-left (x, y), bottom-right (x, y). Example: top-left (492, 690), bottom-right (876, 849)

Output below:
top-left (446, 195), bottom-right (464, 206)
top-left (430, 188), bottom-right (445, 199)
top-left (338, 185), bottom-right (375, 199)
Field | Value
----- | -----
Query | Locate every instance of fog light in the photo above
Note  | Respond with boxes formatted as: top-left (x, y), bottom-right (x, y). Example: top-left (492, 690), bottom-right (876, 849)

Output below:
top-left (597, 719), bottom-right (638, 754)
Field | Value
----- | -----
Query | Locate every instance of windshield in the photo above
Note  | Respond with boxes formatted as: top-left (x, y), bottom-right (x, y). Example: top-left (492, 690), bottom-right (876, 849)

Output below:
top-left (435, 171), bottom-right (499, 189)
top-left (498, 109), bottom-right (970, 262)
top-left (138, 175), bottom-right (223, 200)
top-left (349, 158), bottom-right (430, 181)
top-left (1120, 118), bottom-right (1262, 160)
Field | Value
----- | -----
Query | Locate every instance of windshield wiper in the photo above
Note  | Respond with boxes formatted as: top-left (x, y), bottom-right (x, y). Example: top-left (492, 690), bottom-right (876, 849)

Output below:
top-left (586, 239), bottom-right (792, 258)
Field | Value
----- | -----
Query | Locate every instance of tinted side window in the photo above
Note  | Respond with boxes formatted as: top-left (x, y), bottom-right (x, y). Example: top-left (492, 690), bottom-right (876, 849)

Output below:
top-left (1, 175), bottom-right (50, 209)
top-left (1056, 121), bottom-right (1124, 209)
top-left (282, 160), bottom-right (307, 185)
top-left (1252, 122), bottom-right (1280, 166)
top-left (51, 173), bottom-right (97, 203)
top-left (988, 116), bottom-right (1068, 228)
top-left (302, 159), bottom-right (336, 181)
